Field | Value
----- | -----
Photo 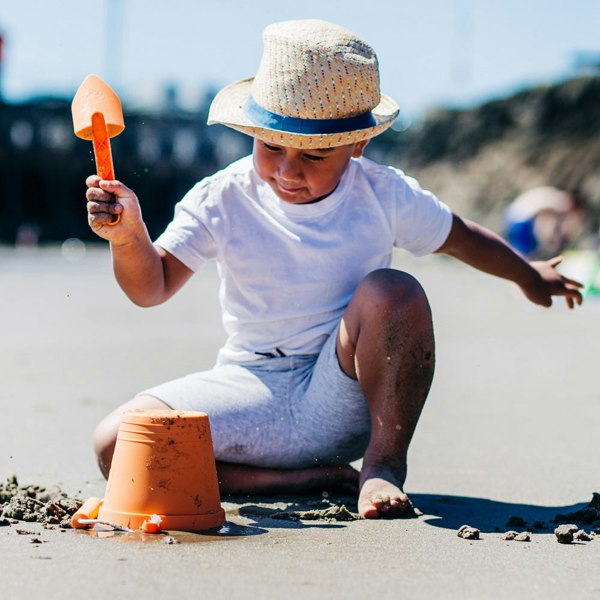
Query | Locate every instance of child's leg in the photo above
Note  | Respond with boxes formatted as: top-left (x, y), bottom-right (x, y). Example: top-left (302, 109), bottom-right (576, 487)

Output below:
top-left (215, 462), bottom-right (358, 495)
top-left (337, 268), bottom-right (435, 518)
top-left (93, 395), bottom-right (172, 478)
top-left (93, 396), bottom-right (358, 493)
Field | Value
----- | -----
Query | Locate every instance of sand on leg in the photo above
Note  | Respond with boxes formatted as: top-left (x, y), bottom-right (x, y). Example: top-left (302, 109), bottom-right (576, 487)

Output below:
top-left (337, 269), bottom-right (435, 518)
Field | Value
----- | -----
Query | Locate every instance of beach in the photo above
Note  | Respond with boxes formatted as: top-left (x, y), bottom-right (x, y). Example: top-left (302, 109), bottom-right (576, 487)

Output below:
top-left (1, 243), bottom-right (599, 599)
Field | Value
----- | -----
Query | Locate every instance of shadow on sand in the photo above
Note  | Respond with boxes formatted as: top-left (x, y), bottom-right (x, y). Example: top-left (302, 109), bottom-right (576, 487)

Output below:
top-left (411, 493), bottom-right (595, 534)
top-left (224, 492), bottom-right (598, 535)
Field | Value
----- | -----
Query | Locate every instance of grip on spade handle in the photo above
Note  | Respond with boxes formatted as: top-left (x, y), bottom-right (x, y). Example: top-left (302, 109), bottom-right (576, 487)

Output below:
top-left (91, 112), bottom-right (120, 226)
top-left (71, 496), bottom-right (103, 529)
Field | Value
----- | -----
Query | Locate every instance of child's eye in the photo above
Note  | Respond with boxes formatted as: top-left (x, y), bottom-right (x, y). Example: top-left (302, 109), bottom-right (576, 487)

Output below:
top-left (263, 142), bottom-right (281, 152)
top-left (304, 154), bottom-right (325, 162)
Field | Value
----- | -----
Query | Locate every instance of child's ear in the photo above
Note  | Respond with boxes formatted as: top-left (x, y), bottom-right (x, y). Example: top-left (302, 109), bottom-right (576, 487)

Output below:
top-left (352, 139), bottom-right (370, 158)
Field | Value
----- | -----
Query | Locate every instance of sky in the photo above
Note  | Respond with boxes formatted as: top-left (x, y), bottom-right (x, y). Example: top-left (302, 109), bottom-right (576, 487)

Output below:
top-left (1, 0), bottom-right (599, 123)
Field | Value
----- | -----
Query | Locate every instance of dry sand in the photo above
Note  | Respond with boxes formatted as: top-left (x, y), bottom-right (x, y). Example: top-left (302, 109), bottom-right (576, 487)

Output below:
top-left (1, 244), bottom-right (600, 599)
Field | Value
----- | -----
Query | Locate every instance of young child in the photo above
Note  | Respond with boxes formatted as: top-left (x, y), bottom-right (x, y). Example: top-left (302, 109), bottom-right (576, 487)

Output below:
top-left (86, 19), bottom-right (583, 519)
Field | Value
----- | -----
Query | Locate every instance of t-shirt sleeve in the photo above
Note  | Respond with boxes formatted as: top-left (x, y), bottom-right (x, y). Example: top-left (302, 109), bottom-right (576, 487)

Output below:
top-left (393, 173), bottom-right (453, 256)
top-left (154, 182), bottom-right (220, 272)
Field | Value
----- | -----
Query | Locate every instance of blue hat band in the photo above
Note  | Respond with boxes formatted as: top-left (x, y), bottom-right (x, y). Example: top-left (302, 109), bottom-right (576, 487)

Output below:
top-left (244, 96), bottom-right (377, 135)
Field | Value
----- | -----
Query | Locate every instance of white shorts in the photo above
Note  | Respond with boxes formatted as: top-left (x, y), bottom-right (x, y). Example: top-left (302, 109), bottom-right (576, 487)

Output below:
top-left (139, 325), bottom-right (371, 468)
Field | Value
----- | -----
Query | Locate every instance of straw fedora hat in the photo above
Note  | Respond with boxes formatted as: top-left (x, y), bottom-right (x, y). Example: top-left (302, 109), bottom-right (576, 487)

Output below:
top-left (208, 19), bottom-right (399, 149)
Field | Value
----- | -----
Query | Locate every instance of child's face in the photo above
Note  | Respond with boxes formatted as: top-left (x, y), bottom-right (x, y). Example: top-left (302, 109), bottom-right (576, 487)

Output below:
top-left (253, 139), bottom-right (368, 204)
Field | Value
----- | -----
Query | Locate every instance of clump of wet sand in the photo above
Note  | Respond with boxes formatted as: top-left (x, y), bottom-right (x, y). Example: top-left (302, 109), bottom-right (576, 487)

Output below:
top-left (554, 524), bottom-right (578, 544)
top-left (574, 529), bottom-right (594, 542)
top-left (271, 503), bottom-right (361, 522)
top-left (501, 530), bottom-right (531, 542)
top-left (0, 475), bottom-right (82, 528)
top-left (457, 525), bottom-right (480, 540)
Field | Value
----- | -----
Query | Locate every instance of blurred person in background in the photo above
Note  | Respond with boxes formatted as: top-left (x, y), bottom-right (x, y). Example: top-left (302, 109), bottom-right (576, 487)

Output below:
top-left (504, 186), bottom-right (585, 260)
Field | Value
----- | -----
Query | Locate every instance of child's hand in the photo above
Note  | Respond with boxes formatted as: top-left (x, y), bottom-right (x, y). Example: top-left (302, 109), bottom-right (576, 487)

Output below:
top-left (85, 176), bottom-right (144, 244)
top-left (520, 256), bottom-right (583, 309)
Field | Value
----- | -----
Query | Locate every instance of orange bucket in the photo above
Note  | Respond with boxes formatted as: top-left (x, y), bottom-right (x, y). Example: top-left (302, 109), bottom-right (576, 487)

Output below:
top-left (98, 409), bottom-right (225, 531)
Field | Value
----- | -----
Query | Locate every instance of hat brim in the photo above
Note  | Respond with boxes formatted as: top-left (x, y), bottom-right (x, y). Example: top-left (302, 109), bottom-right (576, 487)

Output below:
top-left (208, 77), bottom-right (400, 149)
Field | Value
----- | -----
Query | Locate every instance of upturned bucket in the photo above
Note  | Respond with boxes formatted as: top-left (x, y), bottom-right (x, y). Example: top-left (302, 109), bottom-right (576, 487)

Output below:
top-left (98, 409), bottom-right (225, 531)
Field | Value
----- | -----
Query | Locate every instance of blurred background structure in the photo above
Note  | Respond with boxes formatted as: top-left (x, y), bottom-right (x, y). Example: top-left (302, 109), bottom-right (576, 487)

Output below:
top-left (0, 0), bottom-right (599, 246)
top-left (0, 92), bottom-right (251, 242)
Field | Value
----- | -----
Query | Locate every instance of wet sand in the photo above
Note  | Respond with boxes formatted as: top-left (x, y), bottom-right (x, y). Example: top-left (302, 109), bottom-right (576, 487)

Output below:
top-left (1, 244), bottom-right (599, 599)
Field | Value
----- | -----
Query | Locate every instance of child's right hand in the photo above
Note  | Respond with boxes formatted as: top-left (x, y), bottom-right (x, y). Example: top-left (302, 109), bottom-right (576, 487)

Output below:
top-left (85, 176), bottom-right (144, 243)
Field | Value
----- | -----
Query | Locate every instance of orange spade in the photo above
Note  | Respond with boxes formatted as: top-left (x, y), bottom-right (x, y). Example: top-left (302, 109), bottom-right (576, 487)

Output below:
top-left (71, 75), bottom-right (125, 225)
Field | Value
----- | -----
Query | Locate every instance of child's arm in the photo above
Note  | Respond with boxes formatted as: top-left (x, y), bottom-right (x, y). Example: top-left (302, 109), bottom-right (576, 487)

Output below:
top-left (86, 176), bottom-right (193, 306)
top-left (435, 214), bottom-right (583, 309)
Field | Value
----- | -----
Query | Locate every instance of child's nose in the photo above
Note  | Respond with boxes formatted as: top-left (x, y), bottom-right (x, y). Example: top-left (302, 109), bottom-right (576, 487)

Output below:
top-left (277, 155), bottom-right (302, 181)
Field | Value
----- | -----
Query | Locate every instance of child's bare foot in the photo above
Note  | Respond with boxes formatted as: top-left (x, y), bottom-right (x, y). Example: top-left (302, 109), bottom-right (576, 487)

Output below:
top-left (358, 461), bottom-right (412, 518)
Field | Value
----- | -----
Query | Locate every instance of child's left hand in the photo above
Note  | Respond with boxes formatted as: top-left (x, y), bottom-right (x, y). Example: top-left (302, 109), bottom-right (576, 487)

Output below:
top-left (520, 256), bottom-right (583, 309)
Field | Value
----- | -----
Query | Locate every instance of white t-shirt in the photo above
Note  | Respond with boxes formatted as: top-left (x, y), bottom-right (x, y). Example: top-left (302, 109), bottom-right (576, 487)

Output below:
top-left (155, 155), bottom-right (453, 363)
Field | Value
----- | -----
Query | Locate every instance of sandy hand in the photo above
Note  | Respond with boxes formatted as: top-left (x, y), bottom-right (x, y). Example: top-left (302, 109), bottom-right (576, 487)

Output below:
top-left (85, 176), bottom-right (144, 243)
